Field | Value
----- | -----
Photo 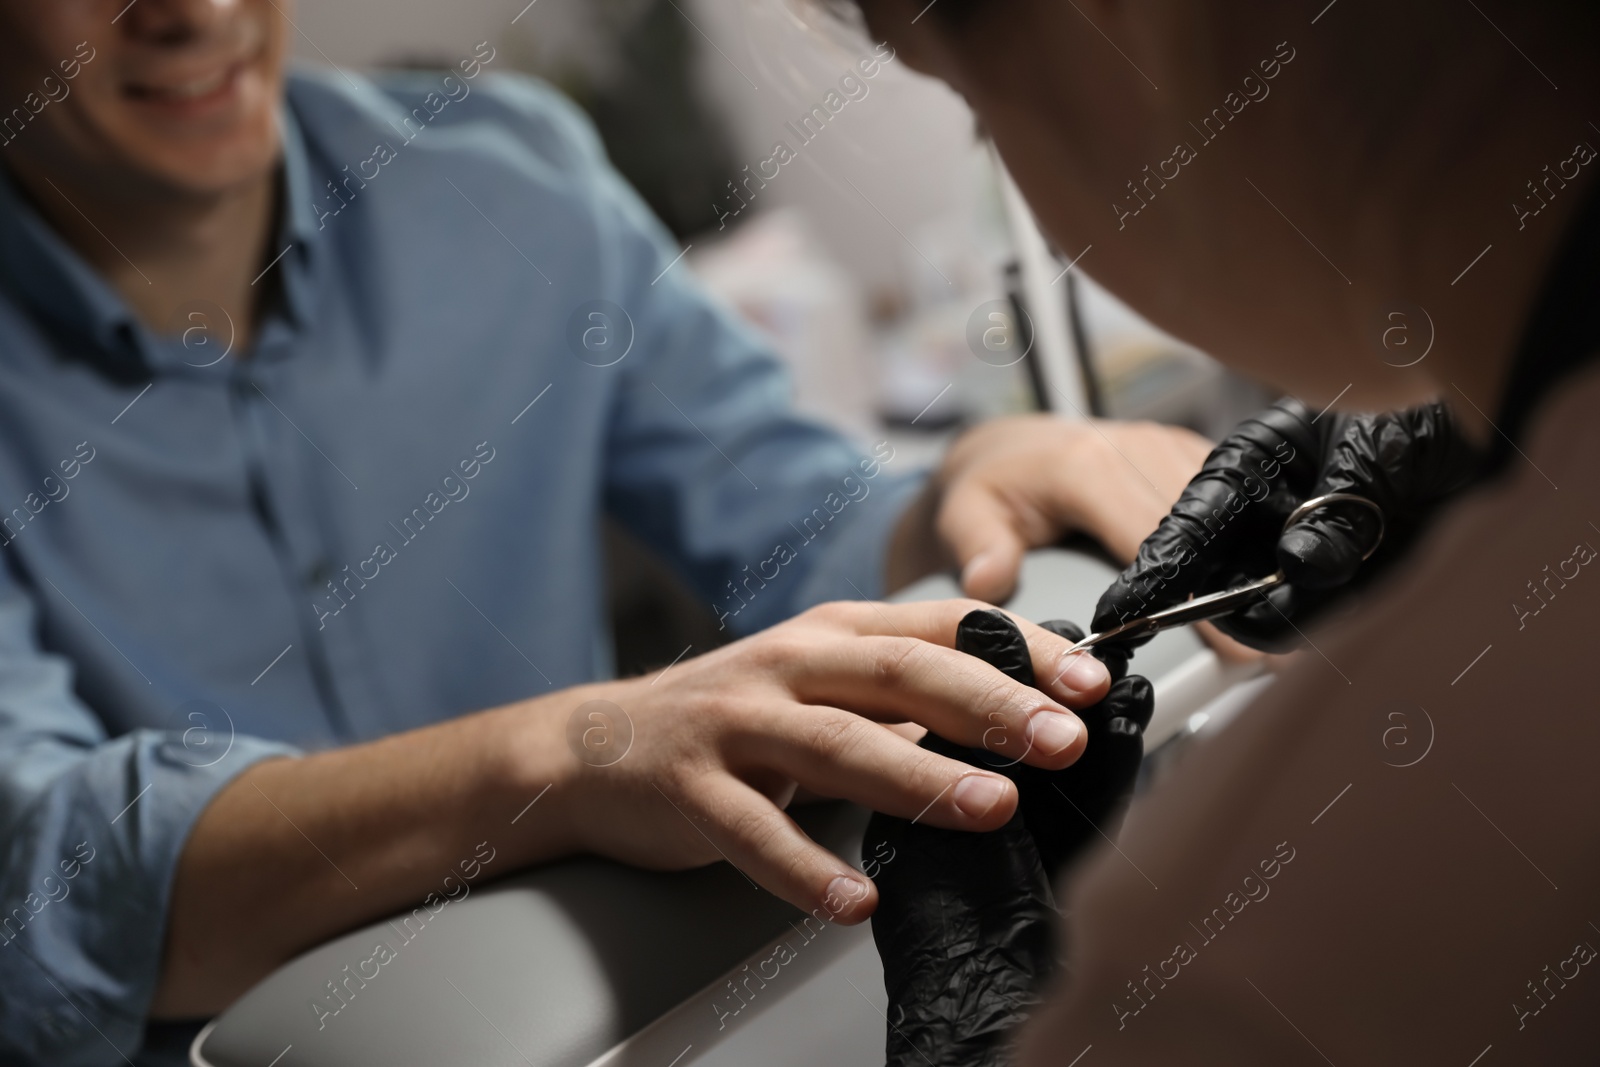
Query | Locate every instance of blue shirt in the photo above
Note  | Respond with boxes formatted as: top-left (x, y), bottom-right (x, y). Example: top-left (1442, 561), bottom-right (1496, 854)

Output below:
top-left (0, 68), bottom-right (919, 1065)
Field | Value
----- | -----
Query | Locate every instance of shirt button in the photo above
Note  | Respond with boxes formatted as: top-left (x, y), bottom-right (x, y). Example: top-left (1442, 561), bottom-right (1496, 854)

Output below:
top-left (307, 560), bottom-right (333, 588)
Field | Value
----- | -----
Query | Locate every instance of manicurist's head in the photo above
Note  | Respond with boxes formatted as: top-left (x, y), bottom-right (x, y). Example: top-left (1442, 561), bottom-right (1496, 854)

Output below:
top-left (0, 0), bottom-right (289, 199)
top-left (845, 0), bottom-right (1599, 416)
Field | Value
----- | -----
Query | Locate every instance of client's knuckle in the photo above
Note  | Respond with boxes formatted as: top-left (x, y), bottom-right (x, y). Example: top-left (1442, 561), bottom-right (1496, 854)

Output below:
top-left (871, 637), bottom-right (922, 688)
top-left (975, 676), bottom-right (1026, 724)
top-left (806, 713), bottom-right (871, 763)
top-left (724, 801), bottom-right (782, 853)
top-left (744, 631), bottom-right (806, 673)
top-left (803, 600), bottom-right (862, 629)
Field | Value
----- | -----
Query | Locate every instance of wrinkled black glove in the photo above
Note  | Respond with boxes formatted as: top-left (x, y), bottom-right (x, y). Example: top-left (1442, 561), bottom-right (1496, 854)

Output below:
top-left (1094, 398), bottom-right (1482, 651)
top-left (865, 610), bottom-right (1153, 1067)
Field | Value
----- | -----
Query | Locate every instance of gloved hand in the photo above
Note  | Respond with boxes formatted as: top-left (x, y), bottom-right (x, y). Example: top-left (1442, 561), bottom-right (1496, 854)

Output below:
top-left (865, 610), bottom-right (1153, 1067)
top-left (1093, 398), bottom-right (1482, 652)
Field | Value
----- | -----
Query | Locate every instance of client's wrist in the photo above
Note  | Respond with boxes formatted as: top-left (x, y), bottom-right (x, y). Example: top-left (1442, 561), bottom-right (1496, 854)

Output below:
top-left (886, 477), bottom-right (948, 594)
top-left (480, 683), bottom-right (609, 863)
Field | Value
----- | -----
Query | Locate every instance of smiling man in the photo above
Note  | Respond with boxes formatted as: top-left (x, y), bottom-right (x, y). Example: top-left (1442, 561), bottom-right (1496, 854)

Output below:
top-left (0, 2), bottom-right (1227, 1064)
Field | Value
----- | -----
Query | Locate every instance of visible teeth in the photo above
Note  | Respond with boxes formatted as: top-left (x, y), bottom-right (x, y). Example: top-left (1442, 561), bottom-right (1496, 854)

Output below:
top-left (162, 70), bottom-right (228, 99)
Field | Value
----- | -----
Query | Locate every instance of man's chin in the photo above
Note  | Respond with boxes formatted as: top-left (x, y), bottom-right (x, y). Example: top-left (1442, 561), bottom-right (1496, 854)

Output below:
top-left (107, 125), bottom-right (282, 200)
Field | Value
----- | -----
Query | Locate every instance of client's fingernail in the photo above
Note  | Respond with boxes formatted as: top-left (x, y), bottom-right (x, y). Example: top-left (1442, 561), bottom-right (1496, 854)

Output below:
top-left (960, 553), bottom-right (992, 592)
top-left (1057, 650), bottom-right (1109, 694)
top-left (1029, 711), bottom-right (1082, 757)
top-left (825, 874), bottom-right (870, 913)
top-left (952, 774), bottom-right (1007, 819)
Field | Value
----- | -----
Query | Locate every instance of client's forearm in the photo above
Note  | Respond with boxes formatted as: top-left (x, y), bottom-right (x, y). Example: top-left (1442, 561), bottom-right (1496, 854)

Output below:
top-left (150, 692), bottom-right (575, 1018)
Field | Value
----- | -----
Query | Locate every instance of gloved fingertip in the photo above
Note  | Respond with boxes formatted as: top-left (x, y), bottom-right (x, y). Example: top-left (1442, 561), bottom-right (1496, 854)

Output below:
top-left (1074, 675), bottom-right (1149, 732)
top-left (1108, 675), bottom-right (1154, 730)
top-left (955, 607), bottom-right (1010, 646)
top-left (1089, 583), bottom-right (1132, 635)
top-left (1091, 645), bottom-right (1130, 680)
top-left (956, 608), bottom-right (1035, 687)
top-left (1278, 525), bottom-right (1362, 589)
top-left (1038, 619), bottom-right (1085, 644)
top-left (1214, 607), bottom-right (1299, 652)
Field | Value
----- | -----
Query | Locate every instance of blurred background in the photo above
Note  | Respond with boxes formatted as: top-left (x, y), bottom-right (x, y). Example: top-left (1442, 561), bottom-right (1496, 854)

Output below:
top-left (292, 0), bottom-right (1271, 671)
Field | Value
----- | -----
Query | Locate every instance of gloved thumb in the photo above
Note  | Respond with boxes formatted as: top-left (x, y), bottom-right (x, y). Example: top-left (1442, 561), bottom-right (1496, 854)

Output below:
top-left (1277, 500), bottom-right (1381, 590)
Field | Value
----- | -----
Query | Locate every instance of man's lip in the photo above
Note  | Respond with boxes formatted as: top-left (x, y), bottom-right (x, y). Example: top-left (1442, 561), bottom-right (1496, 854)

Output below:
top-left (123, 60), bottom-right (250, 101)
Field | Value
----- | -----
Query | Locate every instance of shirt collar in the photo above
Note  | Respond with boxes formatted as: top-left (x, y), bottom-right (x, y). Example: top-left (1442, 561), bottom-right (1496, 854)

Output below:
top-left (0, 163), bottom-right (144, 369)
top-left (0, 101), bottom-right (324, 374)
top-left (272, 103), bottom-right (326, 335)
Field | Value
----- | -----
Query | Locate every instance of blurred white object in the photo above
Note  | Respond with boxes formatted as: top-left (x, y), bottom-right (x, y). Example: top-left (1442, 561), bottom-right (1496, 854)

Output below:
top-left (691, 0), bottom-right (993, 300)
top-left (876, 299), bottom-right (1034, 428)
top-left (1147, 649), bottom-right (1270, 749)
top-left (690, 209), bottom-right (878, 441)
top-left (1073, 273), bottom-right (1274, 438)
top-left (994, 153), bottom-right (1093, 420)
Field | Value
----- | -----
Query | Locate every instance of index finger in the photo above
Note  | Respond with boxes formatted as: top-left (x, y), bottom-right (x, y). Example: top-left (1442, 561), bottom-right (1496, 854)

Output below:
top-left (804, 598), bottom-right (1110, 707)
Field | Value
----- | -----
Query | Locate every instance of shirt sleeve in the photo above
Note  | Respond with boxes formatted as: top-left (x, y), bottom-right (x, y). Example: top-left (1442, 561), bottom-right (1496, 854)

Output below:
top-left (0, 571), bottom-right (298, 1066)
top-left (467, 75), bottom-right (928, 635)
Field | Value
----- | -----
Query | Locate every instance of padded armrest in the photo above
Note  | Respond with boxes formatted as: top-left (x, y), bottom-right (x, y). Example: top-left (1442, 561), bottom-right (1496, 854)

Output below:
top-left (193, 803), bottom-right (869, 1067)
top-left (195, 549), bottom-right (1214, 1067)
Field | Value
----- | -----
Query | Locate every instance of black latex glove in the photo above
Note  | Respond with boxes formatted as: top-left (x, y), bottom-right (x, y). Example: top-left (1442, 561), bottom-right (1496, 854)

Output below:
top-left (866, 789), bottom-right (1056, 1067)
top-left (865, 610), bottom-right (1153, 1067)
top-left (1093, 398), bottom-right (1482, 652)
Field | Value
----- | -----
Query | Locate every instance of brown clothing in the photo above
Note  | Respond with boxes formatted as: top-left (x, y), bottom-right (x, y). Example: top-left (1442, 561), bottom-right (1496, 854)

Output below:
top-left (1024, 366), bottom-right (1600, 1064)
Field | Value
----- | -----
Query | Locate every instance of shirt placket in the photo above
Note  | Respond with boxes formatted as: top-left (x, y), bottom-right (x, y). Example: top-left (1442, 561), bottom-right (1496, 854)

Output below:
top-left (226, 327), bottom-right (359, 744)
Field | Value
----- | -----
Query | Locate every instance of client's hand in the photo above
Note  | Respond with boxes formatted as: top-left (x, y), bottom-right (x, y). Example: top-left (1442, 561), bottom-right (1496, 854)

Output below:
top-left (864, 609), bottom-right (1152, 1067)
top-left (891, 415), bottom-right (1216, 601)
top-left (1094, 399), bottom-right (1481, 652)
top-left (543, 599), bottom-right (1110, 926)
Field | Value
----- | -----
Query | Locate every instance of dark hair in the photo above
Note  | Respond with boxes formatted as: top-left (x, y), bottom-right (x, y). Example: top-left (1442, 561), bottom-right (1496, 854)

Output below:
top-left (829, 0), bottom-right (984, 24)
